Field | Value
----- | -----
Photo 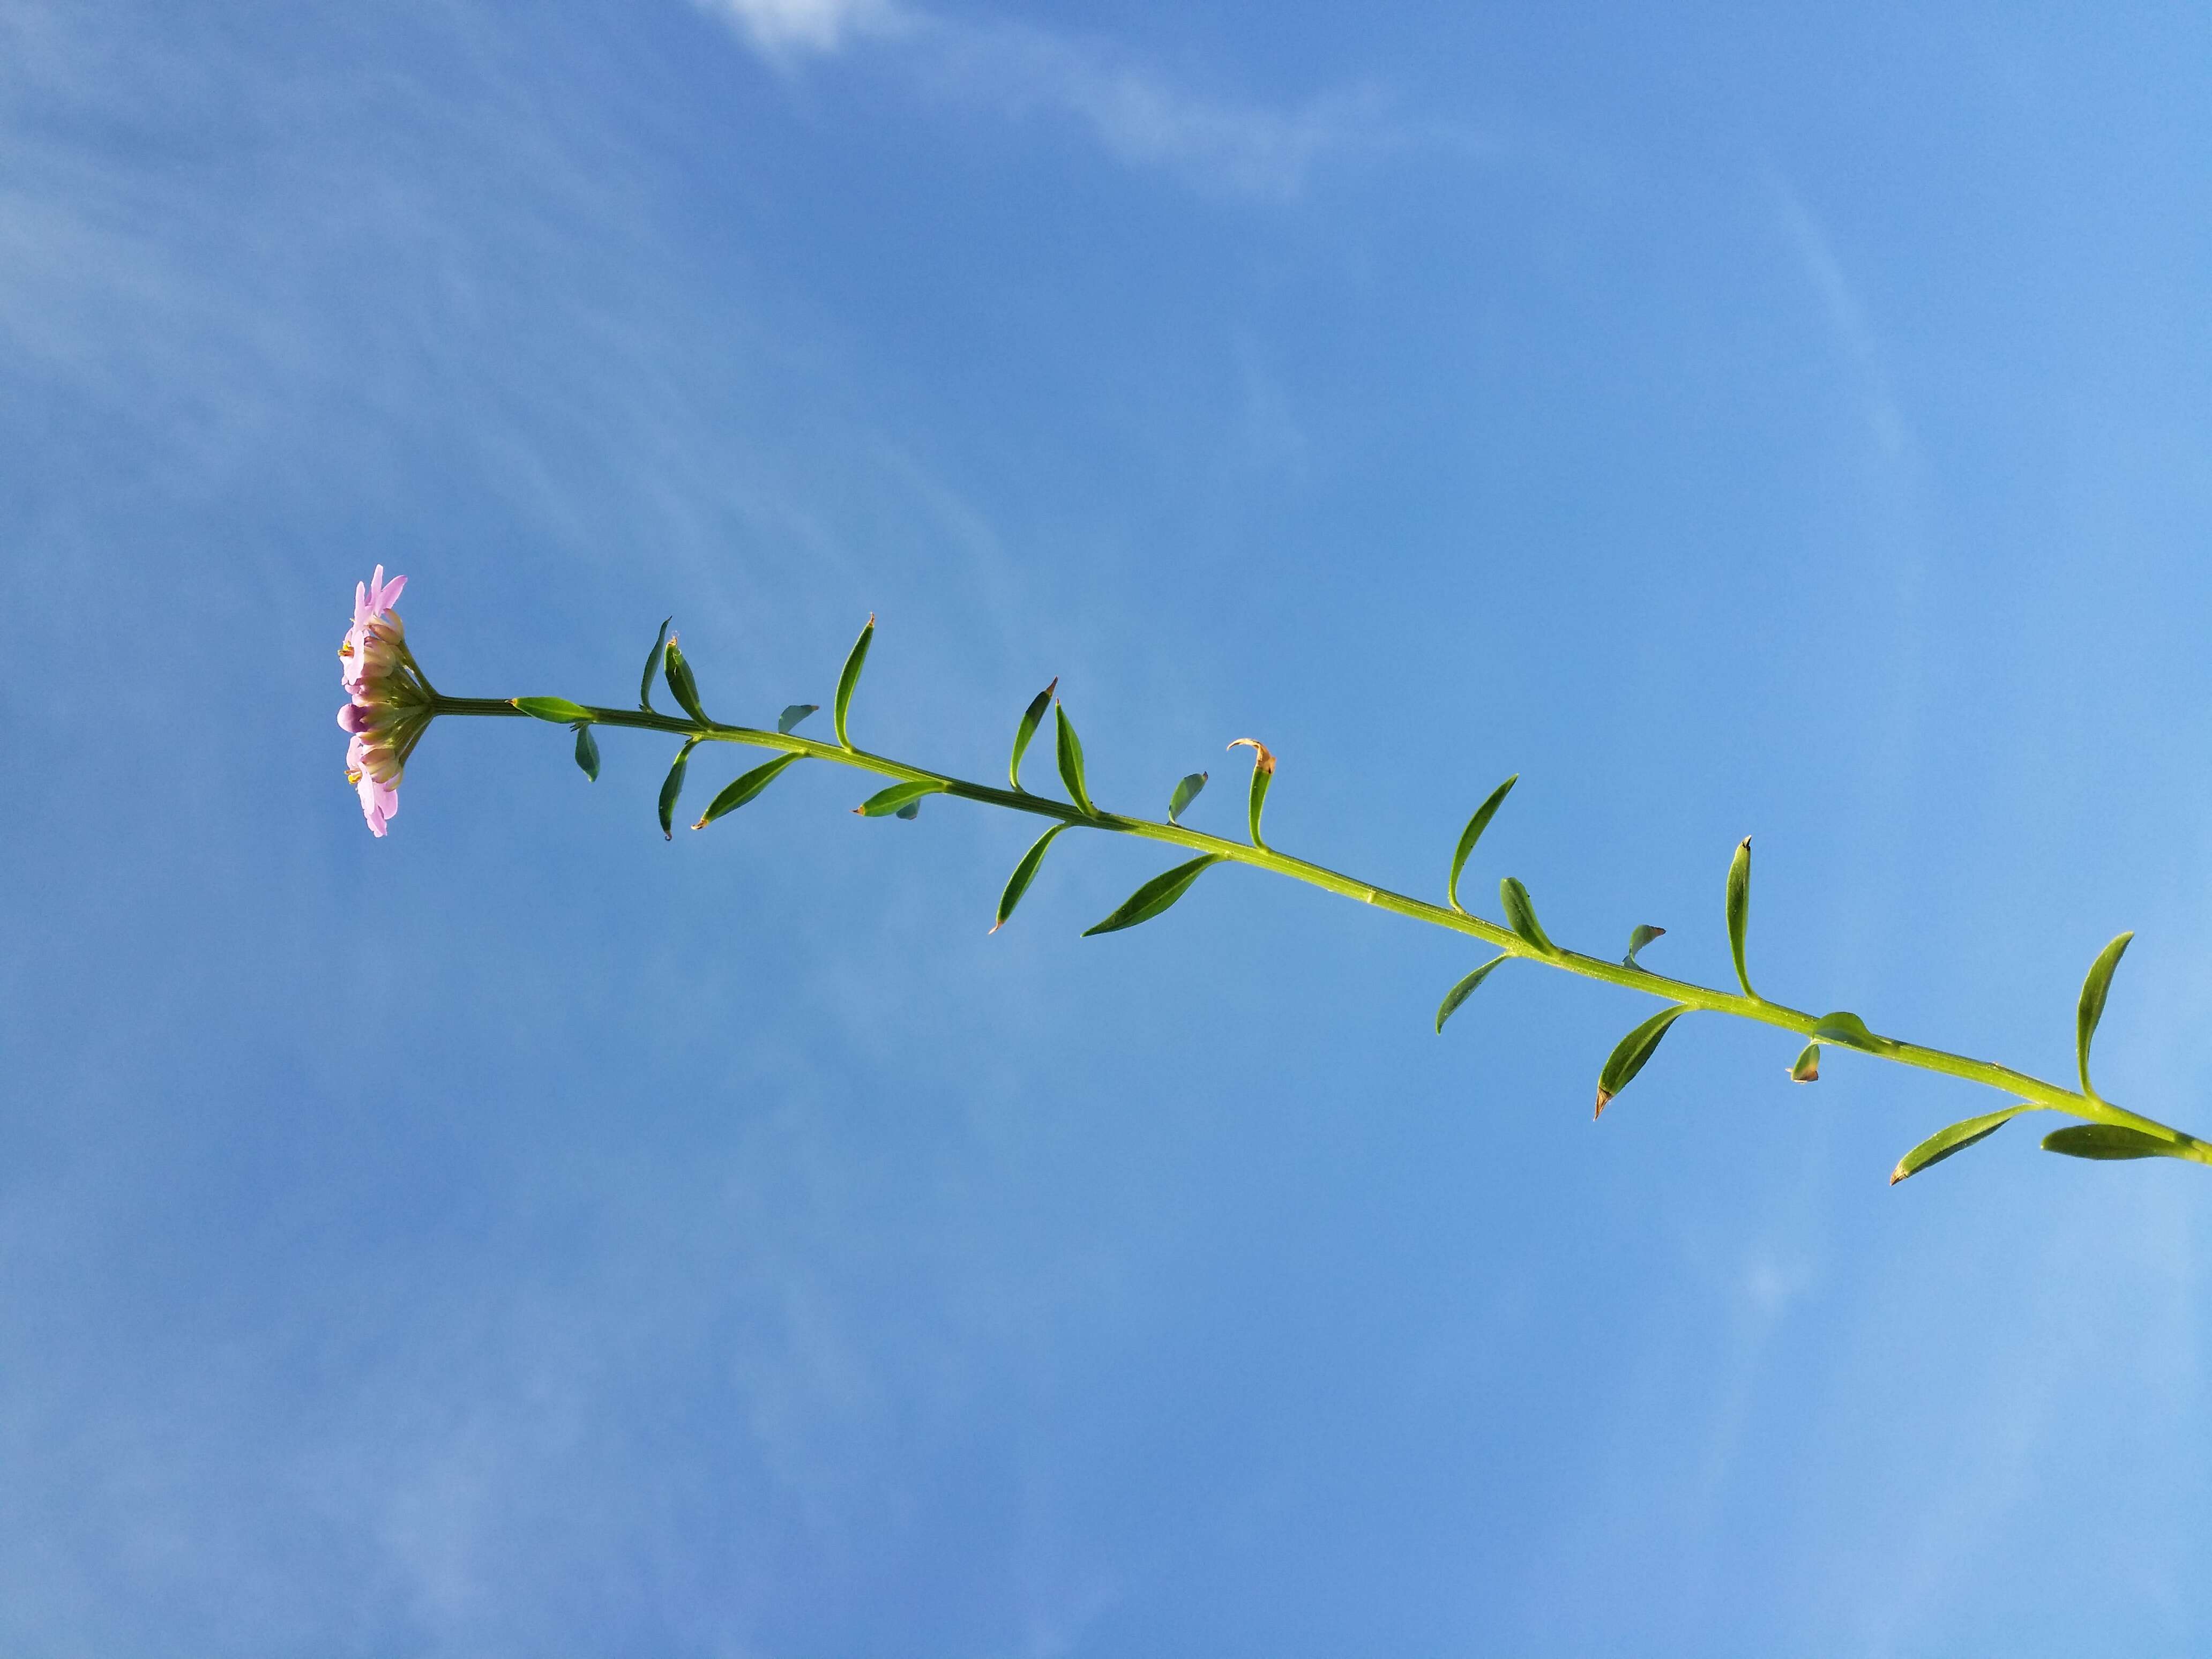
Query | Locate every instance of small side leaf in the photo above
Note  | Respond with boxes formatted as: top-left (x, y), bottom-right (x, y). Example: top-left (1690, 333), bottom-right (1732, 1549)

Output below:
top-left (1447, 775), bottom-right (1518, 913)
top-left (1055, 703), bottom-right (1096, 816)
top-left (1082, 855), bottom-right (1224, 936)
top-left (1811, 1011), bottom-right (1879, 1050)
top-left (639, 617), bottom-right (670, 711)
top-left (1009, 678), bottom-right (1057, 790)
top-left (1434, 954), bottom-right (1511, 1033)
top-left (573, 724), bottom-right (601, 782)
top-left (512, 696), bottom-right (592, 723)
top-left (1624, 924), bottom-right (1666, 968)
top-left (2042, 1123), bottom-right (2188, 1162)
top-left (2075, 931), bottom-right (2134, 1099)
top-left (1725, 836), bottom-right (1757, 998)
top-left (1229, 739), bottom-right (1275, 848)
top-left (1499, 877), bottom-right (1556, 954)
top-left (1168, 771), bottom-right (1208, 823)
top-left (694, 752), bottom-right (801, 828)
top-left (833, 614), bottom-right (874, 748)
top-left (778, 704), bottom-right (818, 734)
top-left (657, 738), bottom-right (699, 840)
top-left (992, 824), bottom-right (1068, 932)
top-left (1788, 1041), bottom-right (1820, 1083)
top-left (855, 779), bottom-right (946, 818)
top-left (663, 634), bottom-right (710, 724)
top-left (1595, 1003), bottom-right (1694, 1116)
top-left (1889, 1105), bottom-right (2029, 1184)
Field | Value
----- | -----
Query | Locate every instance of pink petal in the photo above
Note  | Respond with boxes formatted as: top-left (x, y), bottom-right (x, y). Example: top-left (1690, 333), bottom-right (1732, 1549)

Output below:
top-left (373, 572), bottom-right (407, 612)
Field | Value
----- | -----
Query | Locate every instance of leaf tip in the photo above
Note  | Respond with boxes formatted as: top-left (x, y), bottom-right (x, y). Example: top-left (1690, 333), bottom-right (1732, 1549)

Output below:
top-left (1228, 737), bottom-right (1276, 773)
top-left (1595, 1088), bottom-right (1612, 1119)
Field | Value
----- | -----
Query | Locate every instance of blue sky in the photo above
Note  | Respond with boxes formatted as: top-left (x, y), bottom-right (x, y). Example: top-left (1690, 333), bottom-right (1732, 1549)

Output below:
top-left (5, 0), bottom-right (2212, 1652)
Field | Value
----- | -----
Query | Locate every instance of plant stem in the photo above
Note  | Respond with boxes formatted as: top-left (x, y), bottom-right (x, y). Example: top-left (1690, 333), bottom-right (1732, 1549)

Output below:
top-left (434, 695), bottom-right (2210, 1163)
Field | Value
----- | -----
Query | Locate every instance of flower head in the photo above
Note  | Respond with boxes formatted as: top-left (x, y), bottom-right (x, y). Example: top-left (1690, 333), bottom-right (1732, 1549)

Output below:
top-left (337, 567), bottom-right (435, 836)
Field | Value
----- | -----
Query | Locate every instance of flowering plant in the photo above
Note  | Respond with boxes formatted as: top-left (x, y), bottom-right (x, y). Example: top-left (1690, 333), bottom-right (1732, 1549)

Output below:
top-left (342, 572), bottom-right (2209, 1184)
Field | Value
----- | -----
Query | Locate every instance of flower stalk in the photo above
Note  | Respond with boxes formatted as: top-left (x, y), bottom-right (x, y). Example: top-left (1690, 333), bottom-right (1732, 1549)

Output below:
top-left (339, 574), bottom-right (2210, 1182)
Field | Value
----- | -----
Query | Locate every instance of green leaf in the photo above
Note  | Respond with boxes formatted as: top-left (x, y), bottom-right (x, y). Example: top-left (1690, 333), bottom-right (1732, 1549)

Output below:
top-left (778, 704), bottom-right (818, 735)
top-left (639, 617), bottom-right (670, 711)
top-left (895, 801), bottom-right (921, 820)
top-left (1434, 954), bottom-right (1510, 1033)
top-left (833, 614), bottom-right (874, 748)
top-left (573, 724), bottom-right (600, 782)
top-left (663, 635), bottom-right (709, 724)
top-left (992, 824), bottom-right (1068, 933)
top-left (657, 738), bottom-right (699, 841)
top-left (2075, 931), bottom-right (2134, 1099)
top-left (1788, 1041), bottom-right (1820, 1083)
top-left (1811, 1011), bottom-right (1878, 1050)
top-left (2041, 1122), bottom-right (2189, 1162)
top-left (1082, 854), bottom-right (1224, 936)
top-left (855, 779), bottom-right (945, 818)
top-left (1447, 775), bottom-right (1518, 913)
top-left (1725, 836), bottom-right (1756, 998)
top-left (512, 696), bottom-right (592, 723)
top-left (1008, 678), bottom-right (1057, 790)
top-left (1055, 703), bottom-right (1096, 815)
top-left (1889, 1105), bottom-right (2029, 1184)
top-left (1595, 1003), bottom-right (1693, 1116)
top-left (1229, 739), bottom-right (1275, 847)
top-left (1168, 771), bottom-right (1208, 823)
top-left (1499, 877), bottom-right (1556, 954)
top-left (1624, 924), bottom-right (1666, 968)
top-left (693, 752), bottom-right (801, 828)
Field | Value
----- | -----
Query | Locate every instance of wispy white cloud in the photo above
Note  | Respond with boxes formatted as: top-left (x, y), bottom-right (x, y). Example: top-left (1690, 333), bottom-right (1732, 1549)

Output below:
top-left (692, 0), bottom-right (1395, 199)
top-left (1771, 176), bottom-right (1909, 457)
top-left (697, 0), bottom-right (898, 56)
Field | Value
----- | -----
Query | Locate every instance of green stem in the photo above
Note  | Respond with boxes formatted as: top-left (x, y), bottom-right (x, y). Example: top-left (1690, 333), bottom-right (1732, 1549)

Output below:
top-left (434, 694), bottom-right (2211, 1164)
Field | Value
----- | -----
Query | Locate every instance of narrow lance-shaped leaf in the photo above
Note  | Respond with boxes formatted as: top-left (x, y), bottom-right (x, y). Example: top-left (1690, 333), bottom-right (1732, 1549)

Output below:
top-left (833, 614), bottom-right (874, 749)
top-left (1229, 739), bottom-right (1275, 847)
top-left (855, 779), bottom-right (946, 818)
top-left (1624, 924), bottom-right (1665, 968)
top-left (992, 824), bottom-right (1068, 933)
top-left (657, 738), bottom-right (699, 841)
top-left (1435, 954), bottom-right (1510, 1033)
top-left (663, 634), bottom-right (710, 724)
top-left (1168, 771), bottom-right (1207, 823)
top-left (778, 704), bottom-right (818, 735)
top-left (639, 617), bottom-right (670, 711)
top-left (1725, 836), bottom-right (1757, 998)
top-left (512, 696), bottom-right (592, 723)
top-left (573, 724), bottom-right (600, 782)
top-left (1083, 855), bottom-right (1224, 937)
top-left (694, 752), bottom-right (801, 828)
top-left (1055, 703), bottom-right (1095, 816)
top-left (1595, 1003), bottom-right (1693, 1117)
top-left (1447, 775), bottom-right (1518, 914)
top-left (1788, 1041), bottom-right (1819, 1083)
top-left (2042, 1123), bottom-right (2191, 1162)
top-left (2075, 931), bottom-right (2133, 1100)
top-left (1811, 1011), bottom-right (1879, 1050)
top-left (1008, 678), bottom-right (1057, 790)
top-left (1889, 1105), bottom-right (2030, 1184)
top-left (1499, 878), bottom-right (1556, 955)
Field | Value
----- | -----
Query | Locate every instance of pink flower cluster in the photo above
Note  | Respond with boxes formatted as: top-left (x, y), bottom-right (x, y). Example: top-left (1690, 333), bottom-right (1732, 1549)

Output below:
top-left (337, 566), bottom-right (421, 836)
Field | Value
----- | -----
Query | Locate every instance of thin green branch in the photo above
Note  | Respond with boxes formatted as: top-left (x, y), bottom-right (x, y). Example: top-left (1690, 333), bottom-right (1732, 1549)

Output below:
top-left (432, 693), bottom-right (2212, 1167)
